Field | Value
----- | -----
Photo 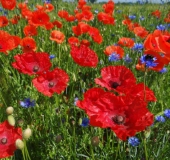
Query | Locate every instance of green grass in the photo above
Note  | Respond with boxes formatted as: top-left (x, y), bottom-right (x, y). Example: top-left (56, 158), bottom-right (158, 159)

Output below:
top-left (1, 1), bottom-right (170, 160)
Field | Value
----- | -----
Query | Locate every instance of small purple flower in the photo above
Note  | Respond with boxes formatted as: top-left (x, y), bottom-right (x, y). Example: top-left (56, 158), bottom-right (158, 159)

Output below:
top-left (109, 53), bottom-right (120, 62)
top-left (159, 67), bottom-right (167, 73)
top-left (156, 24), bottom-right (166, 31)
top-left (74, 97), bottom-right (79, 106)
top-left (132, 43), bottom-right (143, 51)
top-left (129, 15), bottom-right (136, 20)
top-left (49, 55), bottom-right (55, 59)
top-left (123, 54), bottom-right (132, 63)
top-left (94, 10), bottom-right (99, 14)
top-left (81, 118), bottom-right (89, 127)
top-left (20, 98), bottom-right (35, 108)
top-left (128, 137), bottom-right (140, 146)
top-left (164, 109), bottom-right (170, 118)
top-left (155, 115), bottom-right (165, 122)
top-left (140, 54), bottom-right (158, 68)
top-left (139, 16), bottom-right (145, 21)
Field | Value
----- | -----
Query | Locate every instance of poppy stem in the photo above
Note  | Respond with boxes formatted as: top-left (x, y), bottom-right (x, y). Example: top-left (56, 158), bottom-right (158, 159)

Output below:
top-left (144, 68), bottom-right (147, 102)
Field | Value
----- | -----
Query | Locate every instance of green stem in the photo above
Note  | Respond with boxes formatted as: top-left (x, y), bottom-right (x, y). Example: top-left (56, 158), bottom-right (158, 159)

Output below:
top-left (144, 138), bottom-right (148, 160)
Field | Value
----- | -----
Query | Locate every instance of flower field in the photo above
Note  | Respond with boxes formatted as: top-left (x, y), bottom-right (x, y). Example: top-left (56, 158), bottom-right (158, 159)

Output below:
top-left (0, 0), bottom-right (170, 159)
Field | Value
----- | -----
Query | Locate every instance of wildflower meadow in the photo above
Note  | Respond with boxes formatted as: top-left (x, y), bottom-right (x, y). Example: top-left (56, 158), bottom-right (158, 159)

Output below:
top-left (0, 0), bottom-right (170, 159)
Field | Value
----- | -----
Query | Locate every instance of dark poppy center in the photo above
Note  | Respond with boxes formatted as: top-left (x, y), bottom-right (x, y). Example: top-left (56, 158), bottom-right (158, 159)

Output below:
top-left (112, 115), bottom-right (125, 125)
top-left (33, 66), bottom-right (39, 72)
top-left (144, 54), bottom-right (154, 61)
top-left (49, 82), bottom-right (54, 88)
top-left (1, 138), bottom-right (7, 144)
top-left (166, 37), bottom-right (170, 43)
top-left (109, 81), bottom-right (120, 89)
top-left (26, 45), bottom-right (30, 48)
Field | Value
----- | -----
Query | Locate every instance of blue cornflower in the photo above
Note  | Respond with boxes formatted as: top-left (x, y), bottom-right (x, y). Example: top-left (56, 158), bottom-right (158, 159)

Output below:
top-left (109, 53), bottom-right (120, 62)
top-left (132, 43), bottom-right (143, 51)
top-left (94, 10), bottom-right (99, 14)
top-left (3, 11), bottom-right (8, 16)
top-left (123, 54), bottom-right (132, 63)
top-left (74, 97), bottom-right (79, 106)
top-left (155, 115), bottom-right (165, 122)
top-left (164, 109), bottom-right (170, 118)
top-left (156, 24), bottom-right (166, 31)
top-left (43, 0), bottom-right (51, 3)
top-left (140, 55), bottom-right (158, 68)
top-left (20, 98), bottom-right (35, 108)
top-left (81, 118), bottom-right (89, 127)
top-left (159, 67), bottom-right (167, 73)
top-left (129, 15), bottom-right (136, 20)
top-left (0, 7), bottom-right (3, 12)
top-left (128, 137), bottom-right (140, 147)
top-left (49, 55), bottom-right (55, 59)
top-left (139, 16), bottom-right (145, 21)
top-left (116, 10), bottom-right (122, 13)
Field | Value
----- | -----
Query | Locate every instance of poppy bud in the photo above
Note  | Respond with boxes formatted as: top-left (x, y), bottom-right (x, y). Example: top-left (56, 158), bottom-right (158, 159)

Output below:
top-left (6, 106), bottom-right (14, 115)
top-left (91, 136), bottom-right (100, 147)
top-left (23, 128), bottom-right (32, 140)
top-left (15, 139), bottom-right (24, 150)
top-left (7, 115), bottom-right (15, 126)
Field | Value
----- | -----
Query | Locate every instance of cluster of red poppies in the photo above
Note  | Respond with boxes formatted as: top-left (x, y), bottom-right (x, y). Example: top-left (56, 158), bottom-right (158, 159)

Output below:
top-left (77, 65), bottom-right (156, 140)
top-left (12, 52), bottom-right (69, 97)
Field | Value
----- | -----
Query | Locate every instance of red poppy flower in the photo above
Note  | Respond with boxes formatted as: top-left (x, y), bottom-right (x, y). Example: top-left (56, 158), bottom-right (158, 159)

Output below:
top-left (77, 87), bottom-right (154, 140)
top-left (58, 10), bottom-right (69, 19)
top-left (95, 66), bottom-right (136, 94)
top-left (77, 0), bottom-right (86, 9)
top-left (0, 30), bottom-right (20, 54)
top-left (52, 20), bottom-right (62, 28)
top-left (68, 37), bottom-right (79, 46)
top-left (136, 50), bottom-right (167, 72)
top-left (44, 22), bottom-right (54, 30)
top-left (0, 16), bottom-right (8, 27)
top-left (134, 26), bottom-right (149, 39)
top-left (30, 10), bottom-right (50, 27)
top-left (32, 68), bottom-right (69, 97)
top-left (50, 30), bottom-right (65, 44)
top-left (10, 15), bottom-right (20, 25)
top-left (72, 22), bottom-right (90, 36)
top-left (23, 25), bottom-right (37, 36)
top-left (104, 45), bottom-right (124, 58)
top-left (70, 44), bottom-right (98, 67)
top-left (102, 0), bottom-right (115, 15)
top-left (1, 0), bottom-right (16, 10)
top-left (20, 37), bottom-right (36, 53)
top-left (44, 3), bottom-right (54, 12)
top-left (164, 12), bottom-right (170, 23)
top-left (82, 5), bottom-right (91, 11)
top-left (156, 32), bottom-right (170, 61)
top-left (122, 16), bottom-right (132, 26)
top-left (88, 26), bottom-right (103, 44)
top-left (128, 22), bottom-right (141, 31)
top-left (118, 37), bottom-right (134, 48)
top-left (12, 52), bottom-right (52, 76)
top-left (76, 10), bottom-right (94, 22)
top-left (151, 10), bottom-right (161, 18)
top-left (144, 31), bottom-right (160, 51)
top-left (0, 120), bottom-right (22, 158)
top-left (97, 12), bottom-right (115, 25)
top-left (21, 8), bottom-right (33, 20)
top-left (65, 15), bottom-right (75, 22)
top-left (80, 39), bottom-right (90, 47)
